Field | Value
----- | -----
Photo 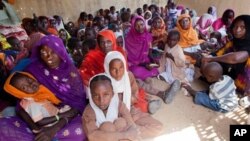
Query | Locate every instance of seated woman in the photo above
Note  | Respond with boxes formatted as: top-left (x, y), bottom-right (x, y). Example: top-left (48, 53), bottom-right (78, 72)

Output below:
top-left (195, 13), bottom-right (214, 40)
top-left (150, 16), bottom-right (168, 51)
top-left (176, 14), bottom-right (204, 63)
top-left (0, 35), bottom-right (87, 140)
top-left (211, 9), bottom-right (235, 41)
top-left (203, 15), bottom-right (250, 97)
top-left (125, 16), bottom-right (159, 80)
top-left (79, 29), bottom-right (125, 86)
top-left (104, 51), bottom-right (162, 114)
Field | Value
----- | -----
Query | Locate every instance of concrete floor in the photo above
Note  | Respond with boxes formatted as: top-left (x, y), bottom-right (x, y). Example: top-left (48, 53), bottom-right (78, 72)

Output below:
top-left (144, 79), bottom-right (249, 141)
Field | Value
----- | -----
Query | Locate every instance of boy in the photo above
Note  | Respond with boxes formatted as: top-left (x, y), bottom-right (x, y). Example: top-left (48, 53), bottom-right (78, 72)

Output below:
top-left (182, 62), bottom-right (238, 112)
top-left (159, 29), bottom-right (191, 83)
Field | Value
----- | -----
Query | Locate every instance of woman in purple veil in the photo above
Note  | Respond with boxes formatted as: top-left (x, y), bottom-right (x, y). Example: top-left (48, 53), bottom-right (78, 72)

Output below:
top-left (125, 16), bottom-right (159, 80)
top-left (0, 35), bottom-right (87, 141)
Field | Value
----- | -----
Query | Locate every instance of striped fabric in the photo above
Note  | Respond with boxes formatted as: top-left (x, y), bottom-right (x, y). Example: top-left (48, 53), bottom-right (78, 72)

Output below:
top-left (209, 75), bottom-right (238, 111)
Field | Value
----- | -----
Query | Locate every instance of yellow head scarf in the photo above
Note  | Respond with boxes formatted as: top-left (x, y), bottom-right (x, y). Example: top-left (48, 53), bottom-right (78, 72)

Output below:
top-left (4, 71), bottom-right (61, 105)
top-left (176, 14), bottom-right (204, 48)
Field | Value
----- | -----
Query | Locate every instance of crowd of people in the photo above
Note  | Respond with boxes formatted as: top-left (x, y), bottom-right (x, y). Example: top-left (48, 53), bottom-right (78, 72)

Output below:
top-left (1, 0), bottom-right (250, 140)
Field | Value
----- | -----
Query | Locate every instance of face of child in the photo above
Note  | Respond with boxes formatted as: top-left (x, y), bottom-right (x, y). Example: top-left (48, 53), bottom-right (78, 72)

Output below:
top-left (40, 45), bottom-right (61, 69)
top-left (135, 19), bottom-right (145, 34)
top-left (204, 69), bottom-right (220, 83)
top-left (144, 13), bottom-right (151, 20)
top-left (116, 36), bottom-right (123, 47)
top-left (167, 34), bottom-right (179, 48)
top-left (59, 30), bottom-right (67, 40)
top-left (85, 30), bottom-right (96, 40)
top-left (13, 75), bottom-right (39, 94)
top-left (232, 20), bottom-right (246, 39)
top-left (109, 59), bottom-right (125, 81)
top-left (91, 80), bottom-right (114, 111)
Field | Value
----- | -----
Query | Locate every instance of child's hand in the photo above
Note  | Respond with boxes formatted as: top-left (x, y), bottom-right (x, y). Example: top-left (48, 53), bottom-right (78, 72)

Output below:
top-left (165, 52), bottom-right (174, 61)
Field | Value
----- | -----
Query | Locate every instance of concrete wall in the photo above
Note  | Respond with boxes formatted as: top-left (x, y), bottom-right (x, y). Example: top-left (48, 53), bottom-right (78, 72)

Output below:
top-left (12, 0), bottom-right (250, 23)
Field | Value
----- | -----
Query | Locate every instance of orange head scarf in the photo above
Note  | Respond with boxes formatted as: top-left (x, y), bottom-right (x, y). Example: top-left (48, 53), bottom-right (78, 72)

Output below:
top-left (79, 29), bottom-right (126, 86)
top-left (176, 14), bottom-right (204, 48)
top-left (4, 71), bottom-right (61, 105)
top-left (151, 16), bottom-right (167, 38)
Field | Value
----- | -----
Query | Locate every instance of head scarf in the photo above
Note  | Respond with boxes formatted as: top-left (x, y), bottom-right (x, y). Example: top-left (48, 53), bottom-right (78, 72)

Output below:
top-left (230, 15), bottom-right (250, 53)
top-left (4, 71), bottom-right (61, 104)
top-left (195, 13), bottom-right (214, 36)
top-left (176, 14), bottom-right (204, 48)
top-left (212, 9), bottom-right (235, 31)
top-left (144, 10), bottom-right (152, 30)
top-left (104, 51), bottom-right (131, 111)
top-left (210, 6), bottom-right (217, 20)
top-left (88, 73), bottom-right (119, 127)
top-left (25, 35), bottom-right (86, 112)
top-left (125, 16), bottom-right (152, 65)
top-left (79, 29), bottom-right (125, 86)
top-left (151, 16), bottom-right (167, 38)
top-left (115, 30), bottom-right (125, 49)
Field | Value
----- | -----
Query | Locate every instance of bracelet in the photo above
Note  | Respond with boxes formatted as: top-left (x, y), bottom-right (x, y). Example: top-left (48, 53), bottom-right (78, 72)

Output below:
top-left (55, 115), bottom-right (60, 121)
top-left (32, 129), bottom-right (41, 134)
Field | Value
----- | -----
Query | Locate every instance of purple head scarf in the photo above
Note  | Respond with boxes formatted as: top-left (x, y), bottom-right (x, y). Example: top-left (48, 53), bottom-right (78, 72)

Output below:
top-left (125, 16), bottom-right (152, 66)
top-left (25, 35), bottom-right (86, 112)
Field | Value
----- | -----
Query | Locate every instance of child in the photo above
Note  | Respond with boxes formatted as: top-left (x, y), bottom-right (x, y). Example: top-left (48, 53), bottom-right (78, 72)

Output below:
top-left (104, 51), bottom-right (162, 114)
top-left (182, 62), bottom-right (238, 112)
top-left (4, 72), bottom-right (72, 126)
top-left (82, 73), bottom-right (140, 141)
top-left (159, 29), bottom-right (190, 83)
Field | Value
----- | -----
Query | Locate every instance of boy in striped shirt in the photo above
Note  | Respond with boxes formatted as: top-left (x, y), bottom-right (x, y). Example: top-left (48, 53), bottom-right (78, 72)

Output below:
top-left (182, 62), bottom-right (238, 112)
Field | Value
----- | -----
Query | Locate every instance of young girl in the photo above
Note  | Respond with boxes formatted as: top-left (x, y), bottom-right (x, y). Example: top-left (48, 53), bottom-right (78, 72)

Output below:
top-left (104, 51), bottom-right (161, 114)
top-left (82, 73), bottom-right (140, 141)
top-left (103, 51), bottom-right (163, 139)
top-left (4, 71), bottom-right (74, 127)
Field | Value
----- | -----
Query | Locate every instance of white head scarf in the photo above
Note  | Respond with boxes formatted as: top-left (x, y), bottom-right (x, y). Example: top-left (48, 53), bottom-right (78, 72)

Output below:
top-left (115, 30), bottom-right (125, 49)
top-left (88, 73), bottom-right (119, 127)
top-left (104, 51), bottom-right (131, 111)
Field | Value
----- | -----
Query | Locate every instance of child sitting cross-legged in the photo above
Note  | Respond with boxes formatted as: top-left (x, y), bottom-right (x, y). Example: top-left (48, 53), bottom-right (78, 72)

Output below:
top-left (182, 62), bottom-right (238, 113)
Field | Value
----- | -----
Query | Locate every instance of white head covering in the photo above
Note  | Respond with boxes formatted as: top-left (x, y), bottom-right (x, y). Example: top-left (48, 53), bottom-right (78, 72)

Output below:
top-left (115, 30), bottom-right (125, 49)
top-left (88, 73), bottom-right (119, 127)
top-left (104, 51), bottom-right (131, 111)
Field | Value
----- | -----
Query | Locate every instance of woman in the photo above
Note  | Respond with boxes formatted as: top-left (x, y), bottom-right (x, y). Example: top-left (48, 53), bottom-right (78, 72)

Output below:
top-left (203, 15), bottom-right (250, 96)
top-left (176, 14), bottom-right (204, 64)
top-left (79, 29), bottom-right (125, 86)
top-left (150, 16), bottom-right (168, 50)
top-left (195, 13), bottom-right (214, 39)
top-left (211, 9), bottom-right (235, 41)
top-left (0, 35), bottom-right (87, 140)
top-left (125, 16), bottom-right (159, 80)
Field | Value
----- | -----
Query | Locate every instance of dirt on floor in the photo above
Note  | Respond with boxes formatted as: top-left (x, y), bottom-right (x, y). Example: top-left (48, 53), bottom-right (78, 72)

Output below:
top-left (144, 79), bottom-right (249, 141)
